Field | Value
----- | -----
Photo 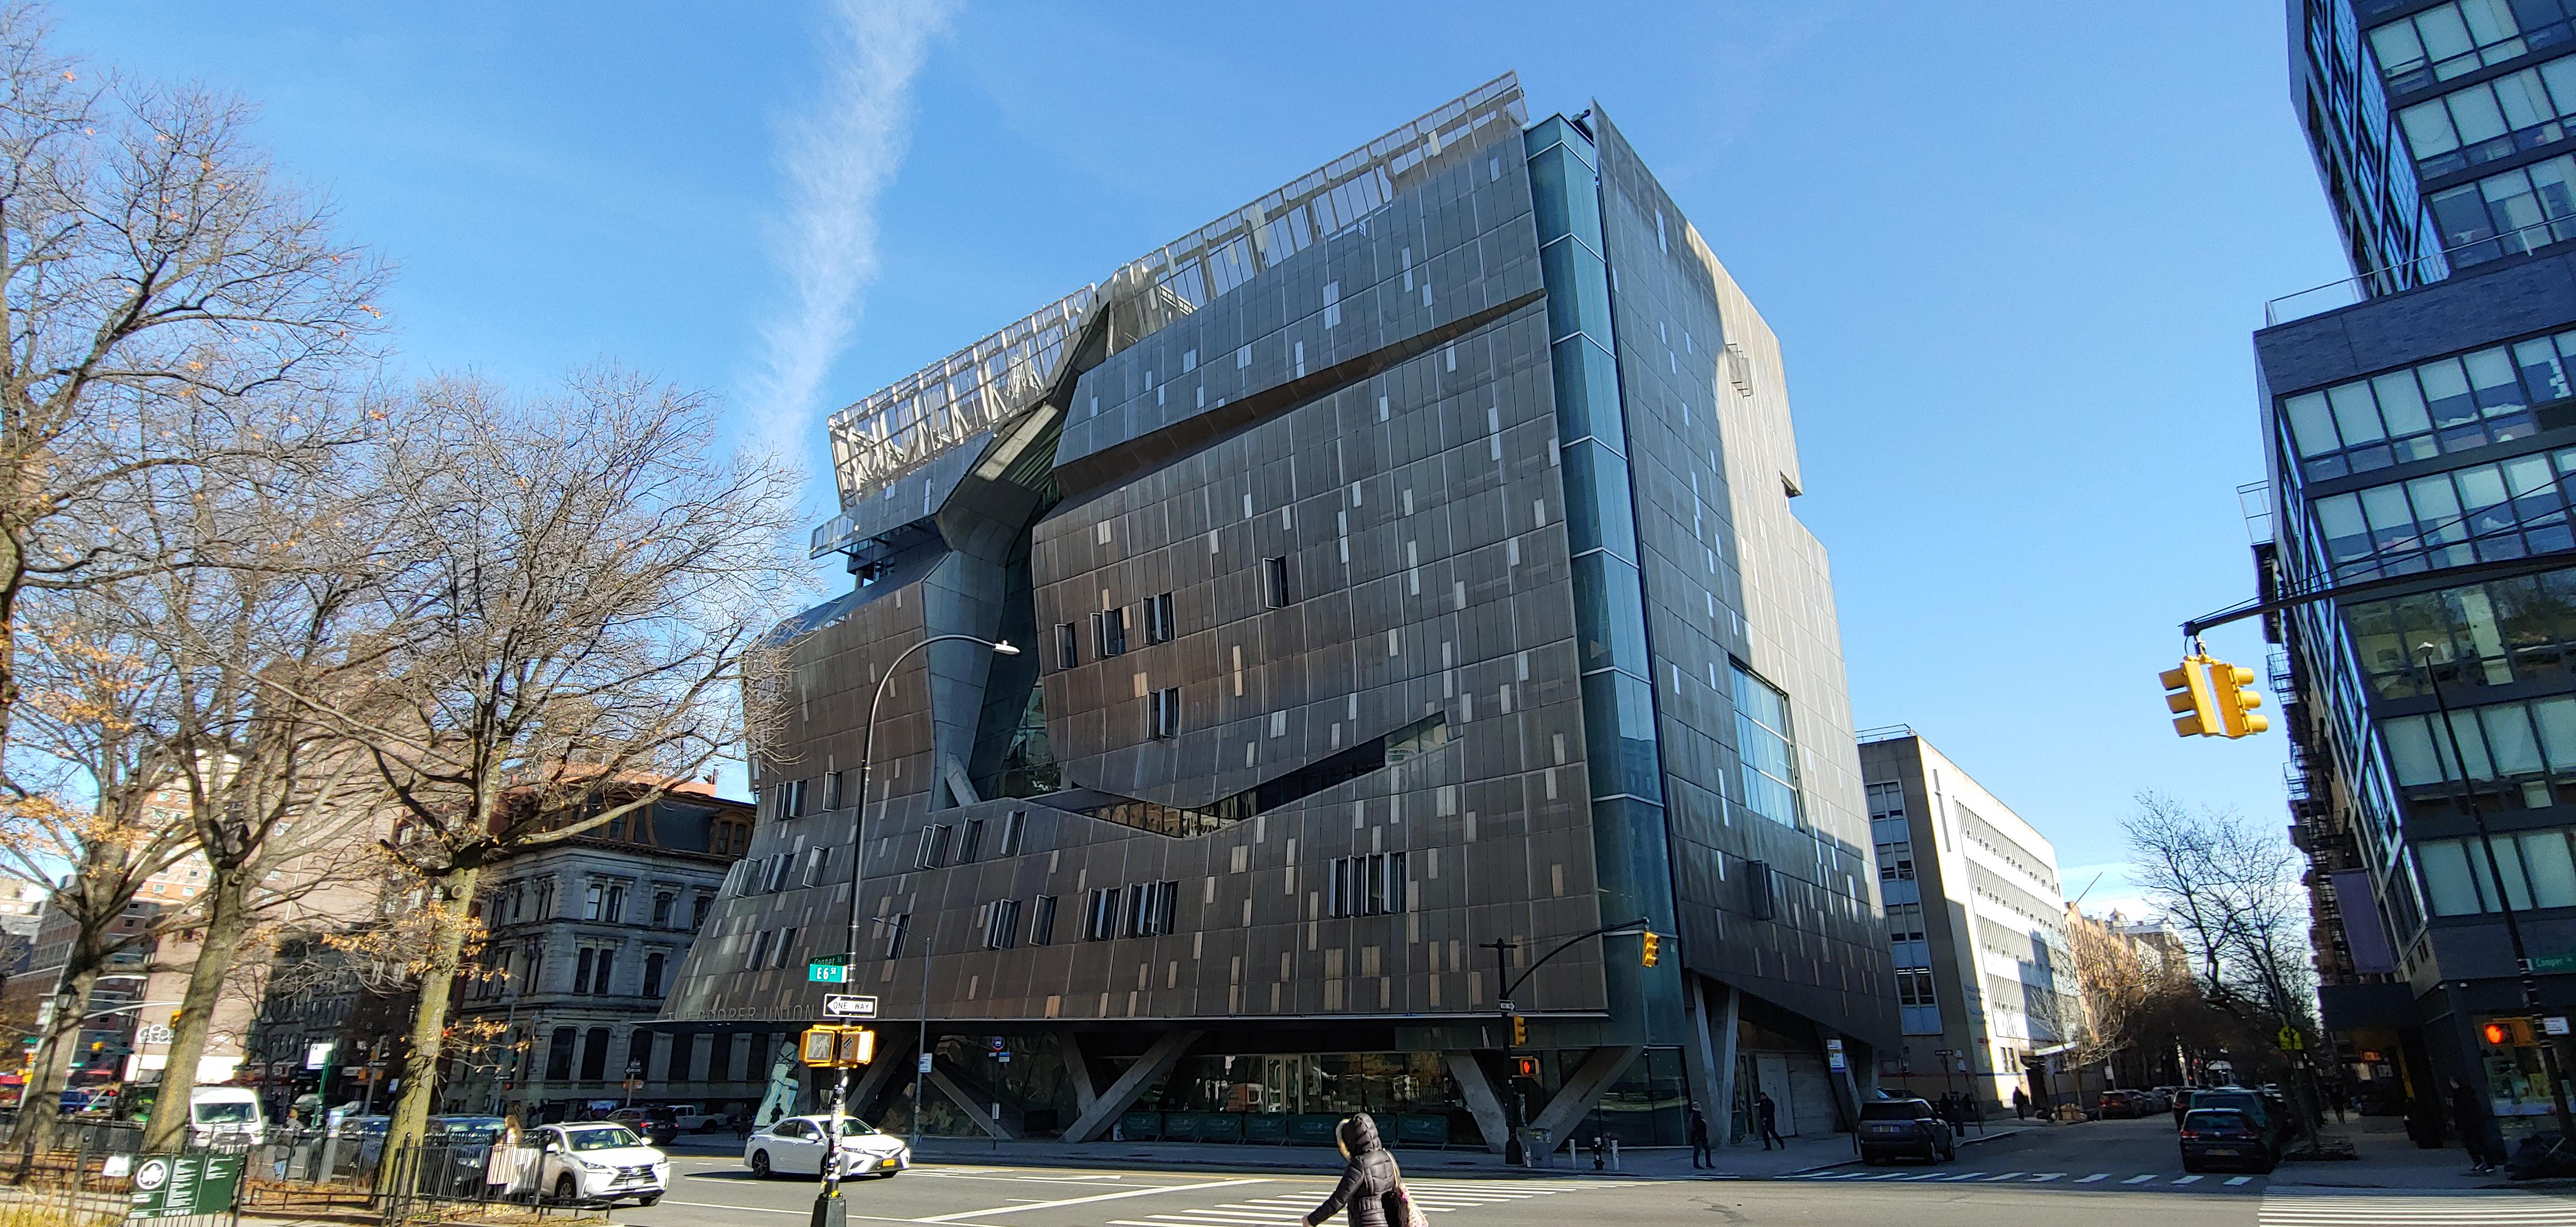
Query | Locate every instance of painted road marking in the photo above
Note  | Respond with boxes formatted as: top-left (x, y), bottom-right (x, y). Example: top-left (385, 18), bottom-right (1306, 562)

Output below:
top-left (918, 1177), bottom-right (1270, 1223)
top-left (2077, 1174), bottom-right (2109, 1183)
top-left (2227, 1177), bottom-right (2254, 1187)
top-left (2122, 1174), bottom-right (2157, 1184)
top-left (2257, 1191), bottom-right (2576, 1227)
top-left (2175, 1175), bottom-right (2203, 1184)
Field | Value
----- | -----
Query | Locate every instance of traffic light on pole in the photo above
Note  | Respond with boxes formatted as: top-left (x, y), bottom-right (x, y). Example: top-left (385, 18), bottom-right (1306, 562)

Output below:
top-left (2160, 656), bottom-right (2219, 737)
top-left (1640, 932), bottom-right (1660, 967)
top-left (2210, 660), bottom-right (2269, 738)
top-left (1513, 1057), bottom-right (1539, 1079)
top-left (1510, 1016), bottom-right (1527, 1047)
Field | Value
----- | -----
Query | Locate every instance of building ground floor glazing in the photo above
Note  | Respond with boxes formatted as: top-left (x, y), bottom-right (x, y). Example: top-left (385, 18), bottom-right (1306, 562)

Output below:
top-left (690, 984), bottom-right (1863, 1151)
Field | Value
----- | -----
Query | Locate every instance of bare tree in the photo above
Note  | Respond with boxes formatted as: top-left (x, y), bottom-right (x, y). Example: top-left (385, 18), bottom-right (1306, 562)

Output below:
top-left (97, 436), bottom-right (404, 1153)
top-left (2125, 792), bottom-right (2317, 1030)
top-left (276, 371), bottom-right (797, 1150)
top-left (0, 596), bottom-right (199, 1150)
top-left (0, 2), bottom-right (385, 762)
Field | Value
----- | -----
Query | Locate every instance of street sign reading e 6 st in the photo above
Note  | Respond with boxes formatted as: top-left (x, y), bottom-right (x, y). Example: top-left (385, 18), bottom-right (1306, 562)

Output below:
top-left (822, 994), bottom-right (877, 1019)
top-left (808, 958), bottom-right (850, 984)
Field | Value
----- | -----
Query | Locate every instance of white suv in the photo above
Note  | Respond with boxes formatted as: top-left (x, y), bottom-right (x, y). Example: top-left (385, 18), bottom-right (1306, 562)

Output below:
top-left (536, 1123), bottom-right (669, 1207)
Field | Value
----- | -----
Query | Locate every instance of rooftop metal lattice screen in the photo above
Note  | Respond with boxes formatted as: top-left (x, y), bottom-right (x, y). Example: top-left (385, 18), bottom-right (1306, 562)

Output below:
top-left (818, 72), bottom-right (1528, 531)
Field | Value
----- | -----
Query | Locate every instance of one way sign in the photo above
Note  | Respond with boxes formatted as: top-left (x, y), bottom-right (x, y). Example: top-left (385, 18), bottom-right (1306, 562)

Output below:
top-left (823, 994), bottom-right (878, 1020)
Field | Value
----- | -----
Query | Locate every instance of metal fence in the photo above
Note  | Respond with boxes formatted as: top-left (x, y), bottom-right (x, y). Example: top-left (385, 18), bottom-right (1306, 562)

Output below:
top-left (0, 1122), bottom-right (600, 1227)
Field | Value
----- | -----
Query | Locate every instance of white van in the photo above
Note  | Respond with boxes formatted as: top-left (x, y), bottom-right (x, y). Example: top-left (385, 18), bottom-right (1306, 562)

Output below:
top-left (189, 1086), bottom-right (265, 1146)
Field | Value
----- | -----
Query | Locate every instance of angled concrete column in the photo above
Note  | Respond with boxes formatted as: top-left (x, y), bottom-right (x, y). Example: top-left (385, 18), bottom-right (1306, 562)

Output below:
top-left (1062, 1028), bottom-right (1201, 1143)
top-left (1441, 1051), bottom-right (1510, 1154)
top-left (931, 1053), bottom-right (1026, 1135)
top-left (1524, 1044), bottom-right (1643, 1156)
top-left (846, 1024), bottom-right (915, 1119)
top-left (1710, 980), bottom-right (1741, 1143)
top-left (1681, 975), bottom-right (1723, 1135)
top-left (926, 1065), bottom-right (1016, 1139)
top-left (1057, 1029), bottom-right (1100, 1118)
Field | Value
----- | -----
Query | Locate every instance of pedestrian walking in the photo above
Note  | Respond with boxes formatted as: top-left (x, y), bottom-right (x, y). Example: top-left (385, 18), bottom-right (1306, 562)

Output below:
top-left (1302, 1114), bottom-right (1424, 1227)
top-left (2012, 1088), bottom-right (2029, 1121)
top-left (1757, 1092), bottom-right (1785, 1151)
top-left (1688, 1106), bottom-right (1713, 1170)
top-left (2447, 1078), bottom-right (2497, 1173)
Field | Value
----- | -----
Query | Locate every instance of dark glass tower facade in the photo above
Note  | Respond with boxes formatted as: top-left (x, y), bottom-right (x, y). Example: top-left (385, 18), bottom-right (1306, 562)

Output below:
top-left (2265, 0), bottom-right (2576, 1148)
top-left (659, 75), bottom-right (1893, 1152)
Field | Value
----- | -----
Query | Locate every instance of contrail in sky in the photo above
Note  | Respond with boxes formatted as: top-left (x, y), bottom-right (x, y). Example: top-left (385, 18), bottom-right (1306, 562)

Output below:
top-left (747, 0), bottom-right (955, 498)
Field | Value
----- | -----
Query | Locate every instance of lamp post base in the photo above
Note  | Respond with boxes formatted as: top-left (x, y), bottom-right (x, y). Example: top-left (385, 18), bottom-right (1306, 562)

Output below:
top-left (810, 1190), bottom-right (846, 1227)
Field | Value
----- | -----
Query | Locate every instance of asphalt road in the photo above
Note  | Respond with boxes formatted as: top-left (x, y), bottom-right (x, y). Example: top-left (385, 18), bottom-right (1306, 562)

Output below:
top-left (614, 1120), bottom-right (2576, 1227)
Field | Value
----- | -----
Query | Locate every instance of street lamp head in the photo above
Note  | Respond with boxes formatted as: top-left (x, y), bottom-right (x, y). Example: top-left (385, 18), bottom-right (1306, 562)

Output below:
top-left (991, 641), bottom-right (1020, 656)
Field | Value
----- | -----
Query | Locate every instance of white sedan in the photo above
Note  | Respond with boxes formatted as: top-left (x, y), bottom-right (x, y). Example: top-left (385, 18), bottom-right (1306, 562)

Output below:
top-left (534, 1122), bottom-right (669, 1207)
top-left (742, 1115), bottom-right (910, 1180)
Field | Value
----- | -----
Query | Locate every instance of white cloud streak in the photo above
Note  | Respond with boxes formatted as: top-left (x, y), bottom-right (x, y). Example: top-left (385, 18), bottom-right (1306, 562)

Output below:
top-left (745, 0), bottom-right (954, 490)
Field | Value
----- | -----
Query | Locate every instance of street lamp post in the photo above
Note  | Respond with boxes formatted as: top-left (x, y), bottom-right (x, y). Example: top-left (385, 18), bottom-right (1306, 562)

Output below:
top-left (2414, 643), bottom-right (2576, 1142)
top-left (814, 633), bottom-right (1017, 1227)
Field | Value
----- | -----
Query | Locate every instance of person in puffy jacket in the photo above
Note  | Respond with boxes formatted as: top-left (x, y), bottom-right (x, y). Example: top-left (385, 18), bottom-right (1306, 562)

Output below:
top-left (1303, 1114), bottom-right (1409, 1227)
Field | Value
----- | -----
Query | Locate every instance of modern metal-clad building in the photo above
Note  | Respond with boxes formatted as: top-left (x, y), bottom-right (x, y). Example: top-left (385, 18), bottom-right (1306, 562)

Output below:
top-left (2258, 0), bottom-right (2576, 1148)
top-left (661, 74), bottom-right (1893, 1154)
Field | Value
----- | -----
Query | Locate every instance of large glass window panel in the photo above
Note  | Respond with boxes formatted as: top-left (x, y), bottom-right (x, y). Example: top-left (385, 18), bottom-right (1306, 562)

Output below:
top-left (2469, 347), bottom-right (2529, 413)
top-left (2419, 357), bottom-right (2479, 427)
top-left (2465, 836), bottom-right (2536, 909)
top-left (2517, 337), bottom-right (2573, 402)
top-left (1580, 670), bottom-right (1663, 803)
top-left (1730, 663), bottom-right (1801, 829)
top-left (1550, 336), bottom-right (1625, 453)
top-left (2383, 714), bottom-right (2445, 786)
top-left (2453, 83), bottom-right (2514, 144)
top-left (1525, 144), bottom-right (1601, 251)
top-left (2408, 475), bottom-right (2466, 545)
top-left (2375, 370), bottom-right (2437, 434)
top-left (2520, 829), bottom-right (2576, 907)
top-left (2446, 709), bottom-right (2499, 778)
top-left (1572, 552), bottom-right (1650, 677)
top-left (2484, 703), bottom-right (2546, 775)
top-left (2418, 839), bottom-right (2484, 916)
top-left (2286, 391), bottom-right (2341, 456)
top-left (1560, 439), bottom-right (1639, 561)
top-left (2318, 493), bottom-right (2373, 563)
top-left (2537, 695), bottom-right (2576, 768)
top-left (2330, 382), bottom-right (2386, 445)
top-left (2403, 97), bottom-right (2465, 156)
top-left (1539, 239), bottom-right (1612, 346)
top-left (1525, 116), bottom-right (1595, 168)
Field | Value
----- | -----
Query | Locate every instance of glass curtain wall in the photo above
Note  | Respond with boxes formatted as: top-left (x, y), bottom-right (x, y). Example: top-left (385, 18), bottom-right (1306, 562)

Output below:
top-left (1527, 116), bottom-right (1682, 1047)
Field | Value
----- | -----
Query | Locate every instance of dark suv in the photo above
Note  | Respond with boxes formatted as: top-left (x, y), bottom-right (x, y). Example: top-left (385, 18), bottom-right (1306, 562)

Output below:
top-left (2179, 1108), bottom-right (2277, 1173)
top-left (1858, 1098), bottom-right (1955, 1164)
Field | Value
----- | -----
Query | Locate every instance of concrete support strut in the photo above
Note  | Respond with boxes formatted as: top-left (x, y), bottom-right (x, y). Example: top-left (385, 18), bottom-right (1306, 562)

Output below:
top-left (925, 1065), bottom-right (1017, 1139)
top-left (1063, 1028), bottom-right (1202, 1143)
top-left (1524, 1044), bottom-right (1643, 1155)
top-left (1442, 1051), bottom-right (1511, 1154)
top-left (1058, 1029), bottom-right (1101, 1118)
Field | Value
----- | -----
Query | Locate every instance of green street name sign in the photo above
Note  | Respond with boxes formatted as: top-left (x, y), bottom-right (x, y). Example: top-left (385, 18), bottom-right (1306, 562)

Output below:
top-left (129, 1153), bottom-right (242, 1219)
top-left (2530, 953), bottom-right (2576, 975)
top-left (808, 958), bottom-right (850, 984)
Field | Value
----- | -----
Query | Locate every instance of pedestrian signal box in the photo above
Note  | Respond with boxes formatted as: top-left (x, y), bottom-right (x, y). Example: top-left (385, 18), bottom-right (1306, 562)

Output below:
top-left (802, 1025), bottom-right (877, 1068)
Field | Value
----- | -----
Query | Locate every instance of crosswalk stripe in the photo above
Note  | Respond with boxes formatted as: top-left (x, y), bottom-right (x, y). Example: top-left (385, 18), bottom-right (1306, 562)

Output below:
top-left (2227, 1177), bottom-right (2253, 1186)
top-left (2174, 1175), bottom-right (2202, 1184)
top-left (2077, 1173), bottom-right (2108, 1183)
top-left (2122, 1174), bottom-right (2156, 1184)
top-left (1983, 1172), bottom-right (2024, 1182)
top-left (1938, 1172), bottom-right (1988, 1181)
top-left (2030, 1174), bottom-right (2063, 1182)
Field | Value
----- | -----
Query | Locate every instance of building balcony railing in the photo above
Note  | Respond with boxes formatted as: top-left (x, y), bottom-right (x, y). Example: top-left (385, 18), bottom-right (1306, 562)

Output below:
top-left (2265, 216), bottom-right (2576, 325)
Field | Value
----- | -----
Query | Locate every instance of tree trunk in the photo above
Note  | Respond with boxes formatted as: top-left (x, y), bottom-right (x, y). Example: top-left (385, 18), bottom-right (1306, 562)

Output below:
top-left (138, 874), bottom-right (255, 1153)
top-left (385, 866), bottom-right (479, 1153)
top-left (9, 955), bottom-right (99, 1159)
top-left (0, 521), bottom-right (25, 763)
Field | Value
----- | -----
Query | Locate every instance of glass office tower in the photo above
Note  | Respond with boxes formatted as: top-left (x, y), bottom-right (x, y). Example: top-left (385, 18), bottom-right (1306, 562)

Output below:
top-left (659, 75), bottom-right (1892, 1152)
top-left (2263, 0), bottom-right (2576, 1148)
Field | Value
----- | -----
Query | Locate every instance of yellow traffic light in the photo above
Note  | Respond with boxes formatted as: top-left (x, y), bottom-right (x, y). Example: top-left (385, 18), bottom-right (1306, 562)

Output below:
top-left (837, 1027), bottom-right (875, 1066)
top-left (2160, 656), bottom-right (2219, 737)
top-left (801, 1028), bottom-right (838, 1067)
top-left (2211, 660), bottom-right (2269, 739)
top-left (1510, 1016), bottom-right (1527, 1047)
top-left (1640, 932), bottom-right (1660, 967)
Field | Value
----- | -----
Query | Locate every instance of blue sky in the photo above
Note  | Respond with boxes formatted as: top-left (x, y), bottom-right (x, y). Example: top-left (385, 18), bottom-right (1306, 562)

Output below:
top-left (61, 1), bottom-right (2344, 915)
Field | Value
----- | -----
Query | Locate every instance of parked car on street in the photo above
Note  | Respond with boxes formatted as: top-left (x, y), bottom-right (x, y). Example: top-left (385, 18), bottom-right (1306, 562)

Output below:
top-left (2170, 1089), bottom-right (2196, 1129)
top-left (534, 1122), bottom-right (667, 1207)
top-left (2099, 1090), bottom-right (2146, 1119)
top-left (189, 1086), bottom-right (267, 1147)
top-left (742, 1115), bottom-right (911, 1179)
top-left (606, 1108), bottom-right (678, 1145)
top-left (660, 1103), bottom-right (728, 1133)
top-left (2179, 1108), bottom-right (2278, 1173)
top-left (1856, 1098), bottom-right (1955, 1164)
top-left (2187, 1088), bottom-right (2287, 1152)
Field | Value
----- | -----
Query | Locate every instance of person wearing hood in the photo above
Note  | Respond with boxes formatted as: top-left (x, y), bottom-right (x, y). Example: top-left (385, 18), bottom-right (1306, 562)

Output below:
top-left (1302, 1113), bottom-right (1416, 1227)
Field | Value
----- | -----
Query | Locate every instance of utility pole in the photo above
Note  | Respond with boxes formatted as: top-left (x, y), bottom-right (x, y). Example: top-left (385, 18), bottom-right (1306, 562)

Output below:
top-left (2416, 643), bottom-right (2576, 1142)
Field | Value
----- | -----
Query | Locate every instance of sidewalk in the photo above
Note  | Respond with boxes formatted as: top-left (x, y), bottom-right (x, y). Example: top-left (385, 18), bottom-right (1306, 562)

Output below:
top-left (2272, 1115), bottom-right (2576, 1193)
top-left (679, 1120), bottom-right (2041, 1182)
